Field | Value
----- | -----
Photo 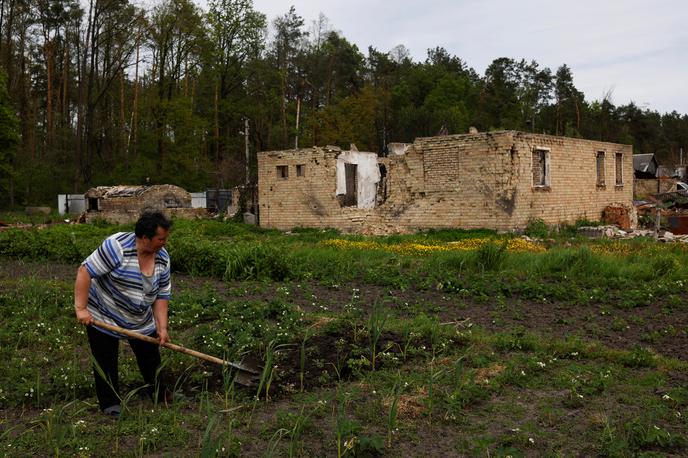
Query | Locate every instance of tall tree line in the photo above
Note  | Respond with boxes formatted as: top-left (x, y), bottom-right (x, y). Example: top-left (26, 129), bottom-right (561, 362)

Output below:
top-left (1, 0), bottom-right (687, 207)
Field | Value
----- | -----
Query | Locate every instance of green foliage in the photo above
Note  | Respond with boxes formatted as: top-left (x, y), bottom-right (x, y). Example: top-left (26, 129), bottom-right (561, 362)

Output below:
top-left (352, 434), bottom-right (385, 457)
top-left (169, 235), bottom-right (293, 281)
top-left (471, 240), bottom-right (508, 271)
top-left (621, 347), bottom-right (658, 368)
top-left (524, 218), bottom-right (549, 238)
top-left (414, 227), bottom-right (497, 241)
top-left (0, 69), bottom-right (18, 206)
top-left (625, 418), bottom-right (686, 449)
top-left (224, 244), bottom-right (292, 281)
top-left (0, 225), bottom-right (118, 262)
top-left (650, 254), bottom-right (680, 276)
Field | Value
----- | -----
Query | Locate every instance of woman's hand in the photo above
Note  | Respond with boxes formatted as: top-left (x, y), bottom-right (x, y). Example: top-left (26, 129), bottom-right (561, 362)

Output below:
top-left (158, 328), bottom-right (170, 346)
top-left (75, 307), bottom-right (93, 325)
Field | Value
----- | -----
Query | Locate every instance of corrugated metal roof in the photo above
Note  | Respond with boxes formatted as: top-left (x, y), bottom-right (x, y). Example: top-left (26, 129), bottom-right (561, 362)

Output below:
top-left (633, 153), bottom-right (656, 172)
top-left (85, 185), bottom-right (188, 199)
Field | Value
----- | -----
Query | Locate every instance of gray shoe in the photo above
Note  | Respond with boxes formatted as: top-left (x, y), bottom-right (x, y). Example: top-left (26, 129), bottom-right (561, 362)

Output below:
top-left (103, 405), bottom-right (121, 417)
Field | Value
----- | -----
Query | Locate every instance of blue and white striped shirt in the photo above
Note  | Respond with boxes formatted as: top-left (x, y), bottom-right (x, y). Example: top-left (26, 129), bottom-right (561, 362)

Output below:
top-left (82, 232), bottom-right (172, 338)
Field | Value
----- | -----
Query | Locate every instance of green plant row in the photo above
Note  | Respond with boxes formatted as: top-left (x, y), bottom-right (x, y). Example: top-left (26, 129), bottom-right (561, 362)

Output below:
top-left (2, 220), bottom-right (688, 294)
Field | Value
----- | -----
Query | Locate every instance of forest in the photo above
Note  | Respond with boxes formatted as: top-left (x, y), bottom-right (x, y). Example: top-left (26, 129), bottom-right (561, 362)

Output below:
top-left (0, 0), bottom-right (687, 207)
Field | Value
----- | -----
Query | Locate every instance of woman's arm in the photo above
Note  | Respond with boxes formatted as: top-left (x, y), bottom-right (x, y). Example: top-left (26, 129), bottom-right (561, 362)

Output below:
top-left (152, 298), bottom-right (170, 345)
top-left (74, 265), bottom-right (93, 325)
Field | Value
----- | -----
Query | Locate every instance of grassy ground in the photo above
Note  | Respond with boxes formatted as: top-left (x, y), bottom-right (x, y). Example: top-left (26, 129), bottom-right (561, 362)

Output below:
top-left (0, 219), bottom-right (687, 457)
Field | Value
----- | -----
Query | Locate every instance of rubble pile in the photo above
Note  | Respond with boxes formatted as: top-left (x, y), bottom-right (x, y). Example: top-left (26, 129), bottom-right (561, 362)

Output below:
top-left (634, 192), bottom-right (688, 237)
top-left (576, 225), bottom-right (688, 243)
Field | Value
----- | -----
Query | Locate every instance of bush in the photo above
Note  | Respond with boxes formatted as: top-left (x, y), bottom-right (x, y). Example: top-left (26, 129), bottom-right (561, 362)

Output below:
top-left (224, 244), bottom-right (292, 281)
top-left (524, 218), bottom-right (549, 238)
top-left (169, 236), bottom-right (293, 281)
top-left (651, 254), bottom-right (680, 276)
top-left (471, 240), bottom-right (508, 271)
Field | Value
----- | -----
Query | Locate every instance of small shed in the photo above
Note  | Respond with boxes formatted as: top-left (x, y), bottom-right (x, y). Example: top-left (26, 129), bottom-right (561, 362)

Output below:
top-left (84, 184), bottom-right (205, 224)
top-left (57, 194), bottom-right (86, 215)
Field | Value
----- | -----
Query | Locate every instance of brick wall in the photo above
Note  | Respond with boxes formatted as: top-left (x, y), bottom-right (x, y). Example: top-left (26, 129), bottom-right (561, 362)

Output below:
top-left (257, 131), bottom-right (634, 233)
top-left (634, 177), bottom-right (677, 199)
top-left (84, 185), bottom-right (200, 224)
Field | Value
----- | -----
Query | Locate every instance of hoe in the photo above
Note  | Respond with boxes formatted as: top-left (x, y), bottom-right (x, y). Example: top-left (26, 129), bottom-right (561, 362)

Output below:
top-left (92, 319), bottom-right (260, 386)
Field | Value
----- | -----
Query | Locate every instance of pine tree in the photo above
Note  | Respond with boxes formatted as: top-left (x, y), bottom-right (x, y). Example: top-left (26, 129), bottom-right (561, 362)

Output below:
top-left (0, 69), bottom-right (18, 205)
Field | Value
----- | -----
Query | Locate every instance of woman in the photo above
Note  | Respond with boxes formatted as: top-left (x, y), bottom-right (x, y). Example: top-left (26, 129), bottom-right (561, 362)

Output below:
top-left (74, 211), bottom-right (172, 417)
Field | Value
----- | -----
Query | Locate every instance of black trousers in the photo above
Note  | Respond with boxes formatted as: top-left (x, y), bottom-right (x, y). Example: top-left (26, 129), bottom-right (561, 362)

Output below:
top-left (87, 326), bottom-right (166, 410)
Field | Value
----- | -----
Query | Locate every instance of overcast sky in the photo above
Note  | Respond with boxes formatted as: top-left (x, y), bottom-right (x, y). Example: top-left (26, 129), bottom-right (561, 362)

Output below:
top-left (241, 0), bottom-right (687, 115)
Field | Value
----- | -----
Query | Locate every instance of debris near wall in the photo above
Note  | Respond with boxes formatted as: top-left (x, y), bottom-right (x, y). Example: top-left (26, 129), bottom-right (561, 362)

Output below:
top-left (577, 225), bottom-right (632, 238)
top-left (602, 205), bottom-right (633, 230)
top-left (653, 191), bottom-right (688, 209)
top-left (577, 225), bottom-right (688, 242)
top-left (635, 191), bottom-right (688, 236)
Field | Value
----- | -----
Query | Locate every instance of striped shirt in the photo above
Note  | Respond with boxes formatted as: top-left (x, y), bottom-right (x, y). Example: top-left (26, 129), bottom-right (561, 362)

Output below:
top-left (82, 232), bottom-right (172, 338)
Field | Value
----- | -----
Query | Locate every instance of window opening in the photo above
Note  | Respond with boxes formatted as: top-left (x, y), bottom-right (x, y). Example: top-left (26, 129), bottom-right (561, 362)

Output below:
top-left (164, 193), bottom-right (181, 208)
top-left (277, 165), bottom-right (289, 179)
top-left (615, 153), bottom-right (623, 185)
top-left (342, 163), bottom-right (358, 207)
top-left (376, 164), bottom-right (387, 204)
top-left (532, 149), bottom-right (549, 186)
top-left (597, 151), bottom-right (606, 186)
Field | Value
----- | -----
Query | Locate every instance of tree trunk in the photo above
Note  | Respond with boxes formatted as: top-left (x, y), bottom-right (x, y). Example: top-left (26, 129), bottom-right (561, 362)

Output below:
top-left (280, 69), bottom-right (287, 146)
top-left (4, 0), bottom-right (13, 88)
top-left (61, 45), bottom-right (68, 129)
top-left (119, 69), bottom-right (125, 165)
top-left (127, 40), bottom-right (140, 170)
top-left (45, 40), bottom-right (53, 152)
top-left (75, 0), bottom-right (93, 191)
top-left (214, 79), bottom-right (219, 167)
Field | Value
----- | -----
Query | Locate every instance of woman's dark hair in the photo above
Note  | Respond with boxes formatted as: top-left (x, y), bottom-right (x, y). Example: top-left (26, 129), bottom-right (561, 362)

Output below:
top-left (135, 211), bottom-right (172, 239)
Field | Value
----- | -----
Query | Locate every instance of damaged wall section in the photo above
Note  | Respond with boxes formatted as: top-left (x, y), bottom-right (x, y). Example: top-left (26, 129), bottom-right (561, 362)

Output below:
top-left (335, 150), bottom-right (380, 209)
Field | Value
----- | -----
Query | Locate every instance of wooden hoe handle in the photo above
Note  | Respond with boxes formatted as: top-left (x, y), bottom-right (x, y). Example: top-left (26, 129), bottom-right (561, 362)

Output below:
top-left (92, 319), bottom-right (236, 368)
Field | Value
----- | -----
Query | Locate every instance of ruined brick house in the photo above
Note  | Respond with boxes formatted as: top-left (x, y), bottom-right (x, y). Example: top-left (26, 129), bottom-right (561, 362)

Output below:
top-left (84, 184), bottom-right (205, 224)
top-left (257, 131), bottom-right (634, 233)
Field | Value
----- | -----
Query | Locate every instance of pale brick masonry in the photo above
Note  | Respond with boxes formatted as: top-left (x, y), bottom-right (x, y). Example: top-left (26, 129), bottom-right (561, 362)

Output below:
top-left (257, 131), bottom-right (634, 234)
